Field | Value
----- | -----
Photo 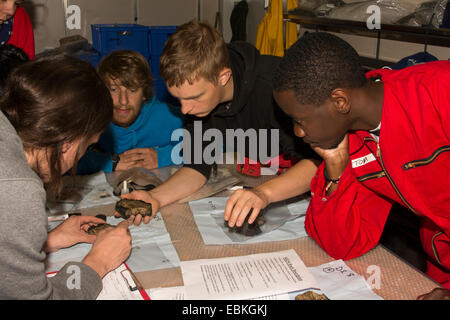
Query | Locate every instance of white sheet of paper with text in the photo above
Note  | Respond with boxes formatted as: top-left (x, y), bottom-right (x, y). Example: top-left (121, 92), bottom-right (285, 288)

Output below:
top-left (181, 249), bottom-right (319, 300)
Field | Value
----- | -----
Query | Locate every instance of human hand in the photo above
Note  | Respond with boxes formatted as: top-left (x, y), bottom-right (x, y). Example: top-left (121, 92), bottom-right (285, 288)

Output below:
top-left (417, 288), bottom-right (450, 300)
top-left (313, 134), bottom-right (349, 184)
top-left (44, 215), bottom-right (107, 253)
top-left (116, 148), bottom-right (158, 171)
top-left (114, 190), bottom-right (160, 226)
top-left (224, 188), bottom-right (269, 228)
top-left (82, 220), bottom-right (132, 278)
top-left (312, 134), bottom-right (349, 164)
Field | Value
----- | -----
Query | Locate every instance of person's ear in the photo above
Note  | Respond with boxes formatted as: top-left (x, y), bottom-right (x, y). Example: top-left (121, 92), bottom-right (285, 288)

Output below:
top-left (330, 89), bottom-right (351, 114)
top-left (61, 141), bottom-right (73, 154)
top-left (218, 68), bottom-right (232, 87)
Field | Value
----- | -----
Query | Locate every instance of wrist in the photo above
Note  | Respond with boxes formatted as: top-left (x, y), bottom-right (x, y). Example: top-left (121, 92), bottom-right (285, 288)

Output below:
top-left (324, 159), bottom-right (348, 181)
top-left (112, 153), bottom-right (120, 171)
top-left (323, 167), bottom-right (341, 184)
top-left (82, 254), bottom-right (108, 278)
top-left (253, 185), bottom-right (272, 205)
top-left (44, 232), bottom-right (61, 253)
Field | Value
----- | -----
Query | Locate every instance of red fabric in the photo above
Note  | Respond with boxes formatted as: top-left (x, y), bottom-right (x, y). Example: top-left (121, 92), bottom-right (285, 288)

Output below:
top-left (305, 61), bottom-right (450, 287)
top-left (237, 153), bottom-right (300, 176)
top-left (7, 6), bottom-right (35, 59)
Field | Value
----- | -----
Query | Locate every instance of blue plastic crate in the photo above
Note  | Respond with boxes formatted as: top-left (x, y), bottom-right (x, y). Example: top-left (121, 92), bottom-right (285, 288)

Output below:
top-left (150, 54), bottom-right (161, 79)
top-left (154, 78), bottom-right (179, 106)
top-left (91, 24), bottom-right (150, 57)
top-left (148, 26), bottom-right (177, 56)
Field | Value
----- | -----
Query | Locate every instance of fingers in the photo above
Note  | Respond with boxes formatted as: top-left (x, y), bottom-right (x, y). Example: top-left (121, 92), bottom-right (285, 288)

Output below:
top-left (224, 189), bottom-right (243, 221)
top-left (123, 148), bottom-right (147, 156)
top-left (126, 214), bottom-right (153, 226)
top-left (116, 219), bottom-right (132, 229)
top-left (78, 215), bottom-right (108, 226)
top-left (224, 189), bottom-right (264, 227)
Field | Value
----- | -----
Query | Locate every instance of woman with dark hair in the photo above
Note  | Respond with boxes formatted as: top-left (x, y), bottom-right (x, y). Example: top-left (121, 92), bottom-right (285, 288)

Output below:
top-left (0, 0), bottom-right (34, 59)
top-left (0, 44), bottom-right (28, 95)
top-left (0, 55), bottom-right (132, 299)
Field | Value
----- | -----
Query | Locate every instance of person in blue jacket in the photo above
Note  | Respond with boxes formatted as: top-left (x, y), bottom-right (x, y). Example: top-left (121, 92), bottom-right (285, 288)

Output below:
top-left (77, 50), bottom-right (184, 174)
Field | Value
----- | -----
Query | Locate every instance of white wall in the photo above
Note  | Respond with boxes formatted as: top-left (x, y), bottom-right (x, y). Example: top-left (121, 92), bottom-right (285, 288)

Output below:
top-left (137, 0), bottom-right (198, 26)
top-left (23, 0), bottom-right (199, 54)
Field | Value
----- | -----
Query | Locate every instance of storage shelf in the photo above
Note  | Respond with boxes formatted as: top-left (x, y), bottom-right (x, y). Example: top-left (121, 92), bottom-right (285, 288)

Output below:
top-left (284, 14), bottom-right (450, 48)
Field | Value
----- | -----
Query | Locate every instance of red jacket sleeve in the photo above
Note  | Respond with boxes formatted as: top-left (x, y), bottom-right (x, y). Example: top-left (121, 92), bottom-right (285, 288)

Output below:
top-left (305, 161), bottom-right (393, 260)
top-left (7, 6), bottom-right (35, 60)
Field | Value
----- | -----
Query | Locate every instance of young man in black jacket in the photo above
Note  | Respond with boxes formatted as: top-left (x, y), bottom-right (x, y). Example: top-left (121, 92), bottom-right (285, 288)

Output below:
top-left (122, 21), bottom-right (319, 227)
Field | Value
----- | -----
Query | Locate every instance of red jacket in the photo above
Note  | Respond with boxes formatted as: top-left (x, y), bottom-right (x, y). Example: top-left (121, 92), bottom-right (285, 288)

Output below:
top-left (7, 6), bottom-right (35, 59)
top-left (305, 61), bottom-right (450, 288)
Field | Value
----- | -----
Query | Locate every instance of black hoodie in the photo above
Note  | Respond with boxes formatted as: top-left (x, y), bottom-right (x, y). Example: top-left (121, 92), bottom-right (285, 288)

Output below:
top-left (183, 41), bottom-right (318, 179)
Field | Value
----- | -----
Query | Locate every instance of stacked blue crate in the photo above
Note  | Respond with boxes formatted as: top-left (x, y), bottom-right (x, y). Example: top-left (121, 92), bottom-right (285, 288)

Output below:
top-left (91, 24), bottom-right (150, 58)
top-left (91, 24), bottom-right (178, 105)
top-left (148, 26), bottom-right (178, 106)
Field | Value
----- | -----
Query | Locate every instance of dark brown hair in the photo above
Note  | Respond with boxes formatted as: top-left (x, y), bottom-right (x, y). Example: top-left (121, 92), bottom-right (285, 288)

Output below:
top-left (160, 20), bottom-right (230, 87)
top-left (98, 50), bottom-right (153, 101)
top-left (0, 55), bottom-right (113, 196)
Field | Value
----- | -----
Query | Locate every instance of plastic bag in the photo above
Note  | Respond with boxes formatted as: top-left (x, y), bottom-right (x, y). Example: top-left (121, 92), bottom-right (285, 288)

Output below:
top-left (327, 0), bottom-right (425, 23)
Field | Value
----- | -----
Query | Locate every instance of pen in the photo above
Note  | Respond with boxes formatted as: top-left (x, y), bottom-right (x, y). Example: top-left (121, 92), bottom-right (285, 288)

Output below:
top-left (122, 180), bottom-right (129, 195)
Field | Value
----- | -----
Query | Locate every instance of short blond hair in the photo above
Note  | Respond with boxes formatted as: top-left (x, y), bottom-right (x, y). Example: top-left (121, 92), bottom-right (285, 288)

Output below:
top-left (160, 21), bottom-right (230, 87)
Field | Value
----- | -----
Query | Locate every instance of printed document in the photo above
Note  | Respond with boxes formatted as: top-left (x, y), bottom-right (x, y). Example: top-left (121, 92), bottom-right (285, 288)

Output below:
top-left (181, 249), bottom-right (319, 300)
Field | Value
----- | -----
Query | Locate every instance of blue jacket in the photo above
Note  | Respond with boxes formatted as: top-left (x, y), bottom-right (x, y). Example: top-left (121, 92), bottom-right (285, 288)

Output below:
top-left (77, 96), bottom-right (183, 174)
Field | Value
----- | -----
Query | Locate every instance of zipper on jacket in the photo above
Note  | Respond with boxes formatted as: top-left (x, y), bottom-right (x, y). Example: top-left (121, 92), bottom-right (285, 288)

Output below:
top-left (402, 145), bottom-right (450, 170)
top-left (431, 231), bottom-right (443, 265)
top-left (357, 171), bottom-right (386, 183)
top-left (376, 143), bottom-right (422, 217)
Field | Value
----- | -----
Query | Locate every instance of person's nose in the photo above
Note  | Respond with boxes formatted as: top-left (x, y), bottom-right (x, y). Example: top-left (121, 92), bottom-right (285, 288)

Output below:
top-left (118, 88), bottom-right (129, 107)
top-left (180, 100), bottom-right (194, 115)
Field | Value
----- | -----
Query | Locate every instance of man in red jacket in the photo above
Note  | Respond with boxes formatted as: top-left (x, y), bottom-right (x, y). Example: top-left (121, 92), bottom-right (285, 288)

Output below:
top-left (272, 32), bottom-right (450, 292)
top-left (1, 1), bottom-right (35, 59)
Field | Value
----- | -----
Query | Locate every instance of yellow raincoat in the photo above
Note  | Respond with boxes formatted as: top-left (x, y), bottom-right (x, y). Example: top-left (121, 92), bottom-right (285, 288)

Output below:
top-left (255, 0), bottom-right (299, 57)
top-left (285, 0), bottom-right (299, 50)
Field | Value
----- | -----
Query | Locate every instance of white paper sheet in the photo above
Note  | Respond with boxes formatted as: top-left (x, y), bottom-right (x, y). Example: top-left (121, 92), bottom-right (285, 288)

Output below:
top-left (46, 172), bottom-right (119, 216)
top-left (96, 264), bottom-right (145, 300)
top-left (309, 260), bottom-right (383, 300)
top-left (147, 286), bottom-right (292, 300)
top-left (150, 260), bottom-right (382, 300)
top-left (45, 213), bottom-right (180, 273)
top-left (189, 197), bottom-right (309, 245)
top-left (181, 249), bottom-right (319, 300)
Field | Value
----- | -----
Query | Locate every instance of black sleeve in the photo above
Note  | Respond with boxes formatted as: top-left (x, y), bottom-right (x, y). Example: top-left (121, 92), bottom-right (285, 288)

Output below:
top-left (181, 115), bottom-right (215, 180)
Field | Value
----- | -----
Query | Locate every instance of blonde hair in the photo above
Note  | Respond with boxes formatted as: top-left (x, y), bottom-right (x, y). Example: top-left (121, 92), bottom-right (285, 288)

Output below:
top-left (160, 20), bottom-right (230, 87)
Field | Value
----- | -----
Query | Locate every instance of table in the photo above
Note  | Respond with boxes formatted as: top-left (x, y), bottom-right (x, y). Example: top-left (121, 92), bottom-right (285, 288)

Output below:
top-left (80, 166), bottom-right (441, 300)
